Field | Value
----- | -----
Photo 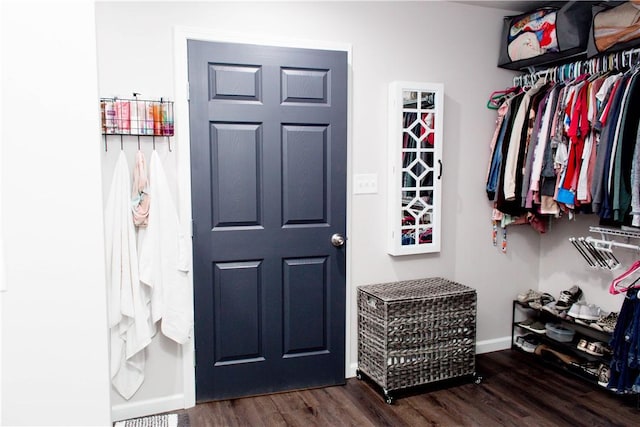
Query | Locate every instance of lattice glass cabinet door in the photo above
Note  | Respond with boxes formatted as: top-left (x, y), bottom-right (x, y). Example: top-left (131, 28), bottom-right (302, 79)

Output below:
top-left (387, 82), bottom-right (443, 255)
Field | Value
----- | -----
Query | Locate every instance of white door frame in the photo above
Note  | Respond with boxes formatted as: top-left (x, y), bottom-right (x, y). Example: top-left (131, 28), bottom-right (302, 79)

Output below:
top-left (173, 26), bottom-right (353, 408)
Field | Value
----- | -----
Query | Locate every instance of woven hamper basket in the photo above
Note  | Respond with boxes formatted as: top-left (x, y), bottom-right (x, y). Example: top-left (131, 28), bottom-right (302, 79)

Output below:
top-left (357, 277), bottom-right (476, 396)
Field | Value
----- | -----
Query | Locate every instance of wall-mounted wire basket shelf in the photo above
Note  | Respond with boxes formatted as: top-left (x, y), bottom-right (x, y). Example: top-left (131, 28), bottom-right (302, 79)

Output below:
top-left (100, 95), bottom-right (174, 151)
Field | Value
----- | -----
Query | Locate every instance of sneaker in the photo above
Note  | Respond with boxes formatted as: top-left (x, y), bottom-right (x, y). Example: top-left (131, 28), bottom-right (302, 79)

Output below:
top-left (517, 289), bottom-right (543, 304)
top-left (520, 320), bottom-right (547, 334)
top-left (542, 301), bottom-right (568, 318)
top-left (517, 318), bottom-right (535, 328)
top-left (521, 335), bottom-right (540, 353)
top-left (555, 285), bottom-right (583, 310)
top-left (529, 293), bottom-right (555, 310)
top-left (567, 302), bottom-right (584, 319)
top-left (576, 338), bottom-right (589, 352)
top-left (597, 363), bottom-right (610, 387)
top-left (514, 334), bottom-right (535, 349)
top-left (577, 304), bottom-right (605, 322)
top-left (585, 341), bottom-right (607, 357)
top-left (592, 312), bottom-right (618, 333)
top-left (577, 361), bottom-right (600, 377)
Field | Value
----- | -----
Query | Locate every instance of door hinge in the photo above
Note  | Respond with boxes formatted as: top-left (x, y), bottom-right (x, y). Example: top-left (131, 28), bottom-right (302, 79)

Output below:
top-left (191, 219), bottom-right (195, 238)
top-left (186, 81), bottom-right (190, 101)
top-left (193, 349), bottom-right (196, 367)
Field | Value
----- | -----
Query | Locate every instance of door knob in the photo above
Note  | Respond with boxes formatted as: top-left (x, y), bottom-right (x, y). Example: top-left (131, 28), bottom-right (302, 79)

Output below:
top-left (331, 233), bottom-right (346, 247)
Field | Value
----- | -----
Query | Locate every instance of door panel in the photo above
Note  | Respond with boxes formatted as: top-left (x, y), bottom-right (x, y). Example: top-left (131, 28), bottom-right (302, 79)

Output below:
top-left (188, 40), bottom-right (347, 402)
top-left (213, 261), bottom-right (263, 365)
top-left (281, 68), bottom-right (328, 103)
top-left (211, 123), bottom-right (262, 228)
top-left (282, 257), bottom-right (328, 356)
top-left (282, 125), bottom-right (327, 224)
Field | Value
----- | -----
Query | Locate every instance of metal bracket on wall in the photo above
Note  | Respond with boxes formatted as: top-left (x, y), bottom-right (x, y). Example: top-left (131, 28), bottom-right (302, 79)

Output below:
top-left (570, 226), bottom-right (640, 271)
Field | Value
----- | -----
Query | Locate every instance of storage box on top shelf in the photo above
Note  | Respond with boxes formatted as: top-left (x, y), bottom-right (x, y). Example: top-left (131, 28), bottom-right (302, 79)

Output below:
top-left (497, 2), bottom-right (593, 71)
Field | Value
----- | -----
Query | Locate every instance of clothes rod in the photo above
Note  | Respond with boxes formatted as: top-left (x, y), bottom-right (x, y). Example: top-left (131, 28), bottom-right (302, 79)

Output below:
top-left (586, 236), bottom-right (640, 252)
top-left (513, 46), bottom-right (640, 87)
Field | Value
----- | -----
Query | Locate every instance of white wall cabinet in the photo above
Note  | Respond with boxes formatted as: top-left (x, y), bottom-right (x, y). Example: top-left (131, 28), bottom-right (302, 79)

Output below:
top-left (388, 82), bottom-right (444, 256)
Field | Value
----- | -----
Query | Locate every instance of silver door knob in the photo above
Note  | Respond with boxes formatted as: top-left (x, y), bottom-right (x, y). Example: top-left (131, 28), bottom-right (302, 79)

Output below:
top-left (331, 233), bottom-right (346, 247)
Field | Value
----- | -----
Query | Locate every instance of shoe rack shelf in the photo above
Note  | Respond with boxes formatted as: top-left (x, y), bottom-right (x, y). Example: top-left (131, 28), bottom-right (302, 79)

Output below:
top-left (511, 300), bottom-right (613, 390)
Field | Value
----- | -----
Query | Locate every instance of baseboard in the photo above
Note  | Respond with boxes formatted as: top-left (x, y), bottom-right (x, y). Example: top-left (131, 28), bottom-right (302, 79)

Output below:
top-left (476, 336), bottom-right (512, 354)
top-left (345, 336), bottom-right (511, 379)
top-left (347, 362), bottom-right (358, 378)
top-left (111, 394), bottom-right (185, 422)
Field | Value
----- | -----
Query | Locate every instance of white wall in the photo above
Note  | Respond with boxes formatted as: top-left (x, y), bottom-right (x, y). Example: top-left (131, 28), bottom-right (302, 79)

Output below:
top-left (1, 1), bottom-right (111, 426)
top-left (95, 0), bottom-right (531, 416)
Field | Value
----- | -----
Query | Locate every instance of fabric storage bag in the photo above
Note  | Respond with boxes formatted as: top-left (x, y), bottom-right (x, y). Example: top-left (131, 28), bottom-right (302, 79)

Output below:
top-left (498, 2), bottom-right (593, 70)
top-left (587, 1), bottom-right (640, 57)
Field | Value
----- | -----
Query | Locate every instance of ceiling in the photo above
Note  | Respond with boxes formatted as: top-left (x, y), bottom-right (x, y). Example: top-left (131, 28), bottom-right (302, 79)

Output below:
top-left (453, 1), bottom-right (567, 13)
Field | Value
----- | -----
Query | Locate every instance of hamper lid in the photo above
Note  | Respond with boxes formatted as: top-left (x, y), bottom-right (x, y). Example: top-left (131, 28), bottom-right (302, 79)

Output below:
top-left (358, 277), bottom-right (475, 301)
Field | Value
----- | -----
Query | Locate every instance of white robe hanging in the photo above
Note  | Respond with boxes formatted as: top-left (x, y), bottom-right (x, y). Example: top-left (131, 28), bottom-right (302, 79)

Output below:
top-left (138, 150), bottom-right (192, 344)
top-left (104, 151), bottom-right (153, 400)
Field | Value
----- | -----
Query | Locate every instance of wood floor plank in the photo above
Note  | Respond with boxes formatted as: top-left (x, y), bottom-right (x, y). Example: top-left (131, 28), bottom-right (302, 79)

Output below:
top-left (226, 395), bottom-right (286, 427)
top-left (176, 350), bottom-right (640, 426)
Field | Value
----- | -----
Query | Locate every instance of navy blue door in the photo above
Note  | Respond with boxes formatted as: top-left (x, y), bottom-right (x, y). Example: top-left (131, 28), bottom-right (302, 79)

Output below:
top-left (188, 40), bottom-right (347, 401)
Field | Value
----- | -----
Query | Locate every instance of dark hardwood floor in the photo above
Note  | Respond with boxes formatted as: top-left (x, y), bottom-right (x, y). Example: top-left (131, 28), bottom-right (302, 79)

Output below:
top-left (178, 350), bottom-right (639, 426)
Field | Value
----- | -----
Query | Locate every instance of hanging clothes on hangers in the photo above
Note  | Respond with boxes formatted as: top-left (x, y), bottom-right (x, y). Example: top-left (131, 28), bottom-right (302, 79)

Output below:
top-left (486, 46), bottom-right (640, 239)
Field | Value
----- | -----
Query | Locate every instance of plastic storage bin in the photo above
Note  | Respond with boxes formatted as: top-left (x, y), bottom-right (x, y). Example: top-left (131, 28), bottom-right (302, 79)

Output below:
top-left (545, 322), bottom-right (575, 342)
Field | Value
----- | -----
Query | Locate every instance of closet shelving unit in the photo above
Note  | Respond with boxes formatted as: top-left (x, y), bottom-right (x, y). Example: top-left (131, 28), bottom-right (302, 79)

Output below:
top-left (512, 301), bottom-right (639, 408)
top-left (512, 225), bottom-right (640, 402)
top-left (511, 301), bottom-right (611, 383)
top-left (100, 95), bottom-right (174, 151)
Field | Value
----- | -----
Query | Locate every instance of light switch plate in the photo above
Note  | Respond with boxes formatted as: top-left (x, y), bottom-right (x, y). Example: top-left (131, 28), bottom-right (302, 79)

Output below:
top-left (354, 173), bottom-right (378, 194)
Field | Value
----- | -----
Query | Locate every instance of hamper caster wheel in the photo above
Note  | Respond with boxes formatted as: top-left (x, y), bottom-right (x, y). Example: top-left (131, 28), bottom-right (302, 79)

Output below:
top-left (474, 375), bottom-right (483, 385)
top-left (383, 389), bottom-right (394, 405)
top-left (356, 369), bottom-right (362, 380)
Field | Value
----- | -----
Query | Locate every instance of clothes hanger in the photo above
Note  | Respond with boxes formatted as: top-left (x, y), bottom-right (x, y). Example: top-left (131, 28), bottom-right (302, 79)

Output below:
top-left (610, 259), bottom-right (640, 294)
top-left (487, 86), bottom-right (519, 109)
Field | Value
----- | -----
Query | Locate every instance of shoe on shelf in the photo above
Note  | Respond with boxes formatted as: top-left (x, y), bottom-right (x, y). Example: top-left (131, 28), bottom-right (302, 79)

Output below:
top-left (577, 304), bottom-right (605, 322)
top-left (585, 341), bottom-right (607, 357)
top-left (555, 285), bottom-right (583, 310)
top-left (514, 335), bottom-right (526, 348)
top-left (597, 363), bottom-right (610, 387)
top-left (592, 312), bottom-right (619, 333)
top-left (576, 338), bottom-right (589, 352)
top-left (567, 302), bottom-right (584, 319)
top-left (517, 318), bottom-right (535, 328)
top-left (576, 361), bottom-right (600, 377)
top-left (520, 320), bottom-right (546, 334)
top-left (542, 301), bottom-right (568, 318)
top-left (535, 344), bottom-right (579, 365)
top-left (529, 293), bottom-right (555, 310)
top-left (517, 289), bottom-right (543, 304)
top-left (519, 334), bottom-right (541, 353)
